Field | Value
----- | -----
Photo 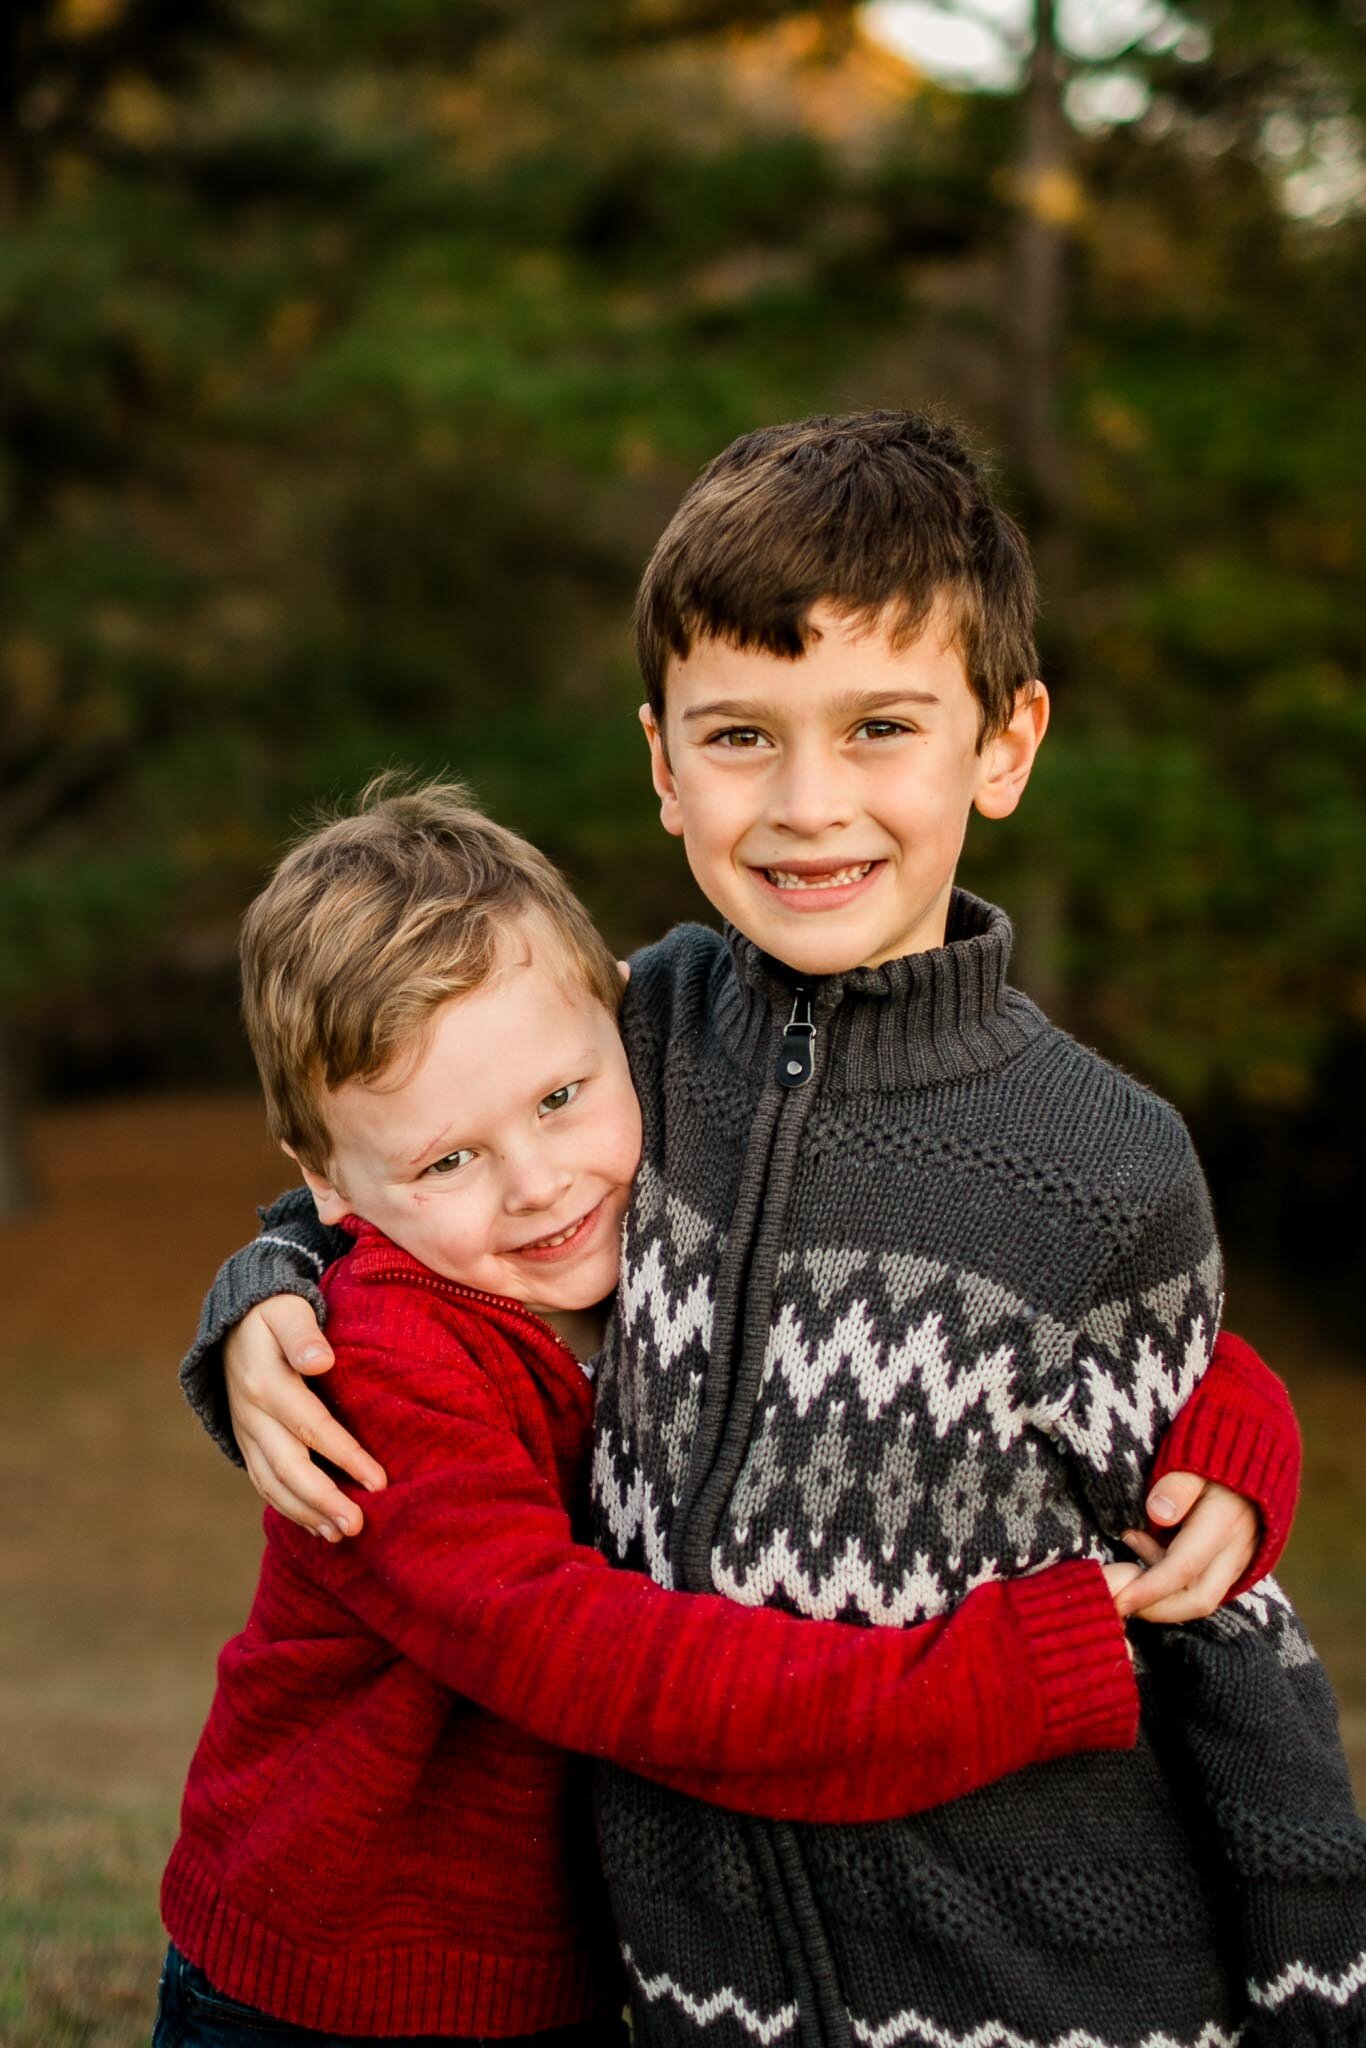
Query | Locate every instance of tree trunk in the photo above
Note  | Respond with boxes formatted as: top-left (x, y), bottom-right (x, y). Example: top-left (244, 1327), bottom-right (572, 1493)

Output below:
top-left (0, 1010), bottom-right (36, 1219)
top-left (1001, 0), bottom-right (1077, 1028)
top-left (1004, 0), bottom-right (1073, 560)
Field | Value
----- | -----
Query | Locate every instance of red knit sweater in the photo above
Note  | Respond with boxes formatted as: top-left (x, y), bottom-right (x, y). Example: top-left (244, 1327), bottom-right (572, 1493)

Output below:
top-left (161, 1226), bottom-right (1298, 2039)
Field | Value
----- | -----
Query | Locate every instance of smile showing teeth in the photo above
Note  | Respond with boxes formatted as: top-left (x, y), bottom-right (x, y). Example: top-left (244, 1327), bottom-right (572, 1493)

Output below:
top-left (524, 1217), bottom-right (584, 1250)
top-left (513, 1199), bottom-right (605, 1257)
top-left (764, 863), bottom-right (873, 890)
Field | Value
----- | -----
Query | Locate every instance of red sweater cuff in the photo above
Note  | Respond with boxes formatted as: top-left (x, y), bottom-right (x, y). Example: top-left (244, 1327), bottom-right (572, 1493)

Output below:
top-left (1149, 1330), bottom-right (1302, 1596)
top-left (1007, 1561), bottom-right (1139, 1761)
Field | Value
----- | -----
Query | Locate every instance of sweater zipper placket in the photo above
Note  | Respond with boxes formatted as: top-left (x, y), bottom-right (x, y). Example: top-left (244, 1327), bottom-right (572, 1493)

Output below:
top-left (674, 982), bottom-right (854, 2048)
top-left (674, 985), bottom-right (824, 1586)
top-left (770, 992), bottom-right (862, 2048)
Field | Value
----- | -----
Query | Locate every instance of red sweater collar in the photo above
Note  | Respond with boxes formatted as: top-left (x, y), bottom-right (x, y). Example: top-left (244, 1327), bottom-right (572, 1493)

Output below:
top-left (337, 1216), bottom-right (586, 1374)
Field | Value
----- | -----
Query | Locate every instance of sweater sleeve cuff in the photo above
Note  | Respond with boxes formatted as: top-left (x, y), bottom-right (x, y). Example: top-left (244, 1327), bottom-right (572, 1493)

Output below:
top-left (1148, 1330), bottom-right (1302, 1595)
top-left (1007, 1560), bottom-right (1139, 1762)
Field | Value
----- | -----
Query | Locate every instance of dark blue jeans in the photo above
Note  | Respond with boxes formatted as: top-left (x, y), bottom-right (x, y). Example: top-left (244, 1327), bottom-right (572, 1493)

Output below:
top-left (152, 1943), bottom-right (628, 2048)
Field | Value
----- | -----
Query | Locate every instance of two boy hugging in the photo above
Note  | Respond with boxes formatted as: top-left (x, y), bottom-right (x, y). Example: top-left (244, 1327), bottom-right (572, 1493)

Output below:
top-left (157, 413), bottom-right (1365, 2048)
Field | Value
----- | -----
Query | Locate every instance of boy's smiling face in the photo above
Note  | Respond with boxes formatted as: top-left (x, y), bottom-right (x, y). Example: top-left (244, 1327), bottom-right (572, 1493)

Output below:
top-left (642, 602), bottom-right (1047, 978)
top-left (293, 926), bottom-right (641, 1317)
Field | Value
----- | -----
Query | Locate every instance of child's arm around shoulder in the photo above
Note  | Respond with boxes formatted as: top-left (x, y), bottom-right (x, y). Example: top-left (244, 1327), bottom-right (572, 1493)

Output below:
top-left (294, 1269), bottom-right (1141, 1825)
top-left (179, 1189), bottom-right (385, 1539)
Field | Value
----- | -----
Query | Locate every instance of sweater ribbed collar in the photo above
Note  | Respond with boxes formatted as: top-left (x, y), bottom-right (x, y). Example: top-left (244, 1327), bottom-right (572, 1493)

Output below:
top-left (715, 888), bottom-right (1047, 1092)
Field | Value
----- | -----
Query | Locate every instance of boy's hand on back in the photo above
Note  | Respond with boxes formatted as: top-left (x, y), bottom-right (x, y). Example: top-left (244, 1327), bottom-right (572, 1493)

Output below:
top-left (1114, 1474), bottom-right (1257, 1623)
top-left (225, 1297), bottom-right (386, 1541)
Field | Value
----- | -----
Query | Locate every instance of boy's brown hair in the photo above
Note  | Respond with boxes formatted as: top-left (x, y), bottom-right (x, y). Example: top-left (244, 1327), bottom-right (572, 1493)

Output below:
top-left (240, 775), bottom-right (623, 1174)
top-left (634, 409), bottom-right (1038, 742)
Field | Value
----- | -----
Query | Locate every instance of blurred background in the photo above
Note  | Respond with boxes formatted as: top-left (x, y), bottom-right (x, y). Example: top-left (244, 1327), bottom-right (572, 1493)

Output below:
top-left (1, 2), bottom-right (1363, 2042)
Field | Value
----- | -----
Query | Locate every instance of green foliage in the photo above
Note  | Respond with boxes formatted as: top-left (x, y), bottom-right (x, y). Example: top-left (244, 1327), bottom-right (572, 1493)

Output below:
top-left (2, 0), bottom-right (1363, 1193)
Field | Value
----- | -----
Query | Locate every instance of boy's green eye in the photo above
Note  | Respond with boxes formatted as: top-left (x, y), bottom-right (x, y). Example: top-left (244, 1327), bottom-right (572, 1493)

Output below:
top-left (538, 1081), bottom-right (581, 1116)
top-left (427, 1148), bottom-right (475, 1176)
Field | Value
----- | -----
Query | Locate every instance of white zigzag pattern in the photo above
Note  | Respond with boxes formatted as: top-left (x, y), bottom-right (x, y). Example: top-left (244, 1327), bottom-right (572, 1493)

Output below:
top-left (623, 1949), bottom-right (797, 2042)
top-left (591, 1428), bottom-right (673, 1586)
top-left (849, 2010), bottom-right (1243, 2048)
top-left (764, 1298), bottom-right (1032, 1444)
top-left (620, 1953), bottom-right (1243, 2048)
top-left (620, 1237), bottom-right (714, 1368)
top-left (712, 1528), bottom-right (1101, 1624)
top-left (713, 1527), bottom-right (963, 1624)
top-left (1248, 1947), bottom-right (1366, 2010)
top-left (1056, 1318), bottom-right (1211, 1467)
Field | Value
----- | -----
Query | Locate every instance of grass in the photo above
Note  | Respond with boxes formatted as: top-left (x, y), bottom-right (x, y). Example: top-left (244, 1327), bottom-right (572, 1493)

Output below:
top-left (0, 1798), bottom-right (175, 2048)
top-left (1, 1093), bottom-right (1362, 2048)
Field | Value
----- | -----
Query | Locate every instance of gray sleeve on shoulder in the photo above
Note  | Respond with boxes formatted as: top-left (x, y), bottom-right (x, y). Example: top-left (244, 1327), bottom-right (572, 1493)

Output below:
top-left (177, 1187), bottom-right (352, 1466)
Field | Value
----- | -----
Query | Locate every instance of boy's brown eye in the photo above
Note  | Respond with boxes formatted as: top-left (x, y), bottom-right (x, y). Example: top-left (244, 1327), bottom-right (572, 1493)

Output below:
top-left (538, 1082), bottom-right (581, 1117)
top-left (712, 728), bottom-right (763, 748)
top-left (428, 1148), bottom-right (475, 1175)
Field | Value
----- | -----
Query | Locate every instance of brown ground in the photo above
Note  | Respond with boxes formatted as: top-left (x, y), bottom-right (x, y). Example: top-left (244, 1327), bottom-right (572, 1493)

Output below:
top-left (1, 1094), bottom-right (1363, 2047)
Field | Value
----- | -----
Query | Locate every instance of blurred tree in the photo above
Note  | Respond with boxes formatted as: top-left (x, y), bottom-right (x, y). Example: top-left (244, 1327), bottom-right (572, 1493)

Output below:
top-left (1, 0), bottom-right (255, 1210)
top-left (1, 0), bottom-right (1362, 1265)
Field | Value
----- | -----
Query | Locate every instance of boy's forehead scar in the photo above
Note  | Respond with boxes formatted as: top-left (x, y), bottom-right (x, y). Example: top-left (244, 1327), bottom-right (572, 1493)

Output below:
top-left (406, 1123), bottom-right (461, 1167)
top-left (679, 688), bottom-right (942, 724)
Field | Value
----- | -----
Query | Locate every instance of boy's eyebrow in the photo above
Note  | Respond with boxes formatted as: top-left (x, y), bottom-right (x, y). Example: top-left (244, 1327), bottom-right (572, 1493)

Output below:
top-left (680, 688), bottom-right (941, 724)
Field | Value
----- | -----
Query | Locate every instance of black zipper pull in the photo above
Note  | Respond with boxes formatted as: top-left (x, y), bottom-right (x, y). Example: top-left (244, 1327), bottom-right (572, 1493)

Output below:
top-left (775, 989), bottom-right (816, 1088)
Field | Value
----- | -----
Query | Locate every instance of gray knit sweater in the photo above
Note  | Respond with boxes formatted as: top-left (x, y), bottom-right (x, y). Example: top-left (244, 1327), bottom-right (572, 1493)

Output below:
top-left (183, 892), bottom-right (1365, 2048)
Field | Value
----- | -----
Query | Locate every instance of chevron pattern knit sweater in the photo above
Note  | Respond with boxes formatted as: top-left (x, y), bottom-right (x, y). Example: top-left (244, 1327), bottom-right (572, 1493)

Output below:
top-left (582, 897), bottom-right (1365, 2048)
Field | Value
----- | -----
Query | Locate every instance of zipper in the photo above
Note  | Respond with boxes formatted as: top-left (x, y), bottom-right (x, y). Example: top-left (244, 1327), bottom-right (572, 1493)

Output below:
top-left (775, 988), bottom-right (817, 1088)
top-left (680, 986), bottom-right (848, 2046)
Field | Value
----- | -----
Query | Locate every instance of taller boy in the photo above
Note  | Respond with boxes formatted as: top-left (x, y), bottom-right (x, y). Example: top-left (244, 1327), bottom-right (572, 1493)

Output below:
top-left (584, 411), bottom-right (1361, 2046)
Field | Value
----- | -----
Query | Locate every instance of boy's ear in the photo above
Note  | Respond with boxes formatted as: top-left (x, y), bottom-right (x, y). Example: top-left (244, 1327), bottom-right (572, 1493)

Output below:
top-left (973, 682), bottom-right (1050, 822)
top-left (639, 703), bottom-right (685, 839)
top-left (282, 1141), bottom-right (350, 1227)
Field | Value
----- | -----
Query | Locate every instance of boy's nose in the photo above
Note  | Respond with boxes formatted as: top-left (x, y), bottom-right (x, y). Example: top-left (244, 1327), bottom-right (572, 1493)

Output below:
top-left (502, 1152), bottom-right (574, 1214)
top-left (766, 747), bottom-right (857, 840)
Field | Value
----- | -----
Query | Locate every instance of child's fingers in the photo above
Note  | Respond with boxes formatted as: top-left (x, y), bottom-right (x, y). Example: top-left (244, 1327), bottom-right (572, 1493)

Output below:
top-left (1100, 1561), bottom-right (1144, 1598)
top-left (1119, 1560), bottom-right (1235, 1625)
top-left (240, 1411), bottom-right (368, 1537)
top-left (1120, 1528), bottom-right (1166, 1567)
top-left (1111, 1544), bottom-right (1196, 1617)
top-left (225, 1317), bottom-right (389, 1499)
top-left (1119, 1479), bottom-right (1257, 1619)
top-left (259, 1293), bottom-right (335, 1375)
top-left (1163, 1483), bottom-right (1256, 1589)
top-left (275, 1380), bottom-right (387, 1498)
top-left (242, 1449), bottom-right (348, 1540)
top-left (1145, 1467), bottom-right (1206, 1528)
top-left (1113, 1525), bottom-right (1249, 1620)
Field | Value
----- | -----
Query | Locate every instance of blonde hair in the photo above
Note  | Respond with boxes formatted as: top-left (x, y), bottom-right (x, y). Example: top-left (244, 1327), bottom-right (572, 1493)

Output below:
top-left (240, 774), bottom-right (623, 1173)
